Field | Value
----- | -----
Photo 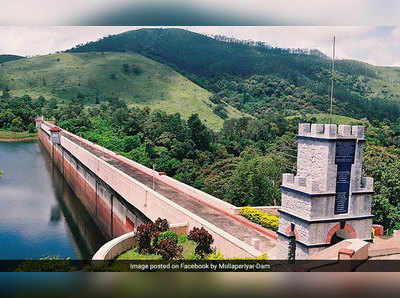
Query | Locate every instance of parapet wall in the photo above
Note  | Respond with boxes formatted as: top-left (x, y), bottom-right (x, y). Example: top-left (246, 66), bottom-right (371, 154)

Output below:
top-left (281, 173), bottom-right (373, 195)
top-left (289, 123), bottom-right (372, 194)
top-left (298, 123), bottom-right (365, 140)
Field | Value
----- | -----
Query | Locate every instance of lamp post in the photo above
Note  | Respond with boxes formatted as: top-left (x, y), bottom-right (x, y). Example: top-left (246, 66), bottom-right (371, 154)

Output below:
top-left (152, 163), bottom-right (156, 190)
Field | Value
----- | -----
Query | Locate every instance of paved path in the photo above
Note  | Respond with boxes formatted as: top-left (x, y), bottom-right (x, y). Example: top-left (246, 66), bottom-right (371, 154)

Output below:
top-left (63, 133), bottom-right (277, 255)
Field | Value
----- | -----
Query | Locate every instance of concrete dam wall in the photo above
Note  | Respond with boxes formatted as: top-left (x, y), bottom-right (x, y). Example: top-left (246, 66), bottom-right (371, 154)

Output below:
top-left (39, 123), bottom-right (148, 240)
top-left (38, 120), bottom-right (271, 258)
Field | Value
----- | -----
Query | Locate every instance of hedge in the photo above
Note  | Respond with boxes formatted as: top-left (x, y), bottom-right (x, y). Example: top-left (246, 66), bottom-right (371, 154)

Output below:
top-left (240, 206), bottom-right (279, 231)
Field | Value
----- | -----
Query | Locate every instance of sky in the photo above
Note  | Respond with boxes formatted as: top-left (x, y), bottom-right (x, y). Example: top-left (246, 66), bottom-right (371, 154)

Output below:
top-left (0, 26), bottom-right (399, 67)
top-left (1, 0), bottom-right (400, 26)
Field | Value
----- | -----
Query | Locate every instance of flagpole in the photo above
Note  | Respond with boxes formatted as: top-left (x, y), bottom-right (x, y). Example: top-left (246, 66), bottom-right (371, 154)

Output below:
top-left (329, 36), bottom-right (336, 124)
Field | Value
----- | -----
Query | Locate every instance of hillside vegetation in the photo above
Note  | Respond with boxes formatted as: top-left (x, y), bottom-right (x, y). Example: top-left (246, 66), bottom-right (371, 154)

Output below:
top-left (0, 52), bottom-right (246, 130)
top-left (68, 28), bottom-right (400, 121)
top-left (286, 113), bottom-right (367, 126)
top-left (0, 55), bottom-right (24, 64)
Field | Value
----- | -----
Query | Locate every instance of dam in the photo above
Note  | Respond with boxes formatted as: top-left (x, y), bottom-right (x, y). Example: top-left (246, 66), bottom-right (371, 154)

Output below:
top-left (36, 118), bottom-right (276, 258)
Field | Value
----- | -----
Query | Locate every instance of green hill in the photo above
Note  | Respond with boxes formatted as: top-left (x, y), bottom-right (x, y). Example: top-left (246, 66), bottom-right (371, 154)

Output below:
top-left (0, 52), bottom-right (246, 130)
top-left (0, 55), bottom-right (24, 64)
top-left (2, 28), bottom-right (400, 128)
top-left (68, 28), bottom-right (400, 122)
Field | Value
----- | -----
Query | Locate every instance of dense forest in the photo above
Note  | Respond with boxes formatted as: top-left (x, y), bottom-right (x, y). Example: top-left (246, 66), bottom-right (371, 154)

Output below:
top-left (2, 28), bottom-right (400, 233)
top-left (3, 89), bottom-right (400, 233)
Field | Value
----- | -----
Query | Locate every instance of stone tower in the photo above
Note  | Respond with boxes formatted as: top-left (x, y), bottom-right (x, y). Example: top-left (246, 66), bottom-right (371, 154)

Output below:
top-left (277, 123), bottom-right (374, 259)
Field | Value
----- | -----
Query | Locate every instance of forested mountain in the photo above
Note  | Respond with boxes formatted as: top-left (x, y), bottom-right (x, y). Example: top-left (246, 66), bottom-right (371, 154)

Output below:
top-left (68, 28), bottom-right (400, 122)
top-left (0, 55), bottom-right (24, 64)
top-left (0, 52), bottom-right (246, 130)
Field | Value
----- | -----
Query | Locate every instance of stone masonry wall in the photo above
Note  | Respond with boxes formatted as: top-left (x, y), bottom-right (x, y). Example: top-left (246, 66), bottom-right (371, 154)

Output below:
top-left (278, 123), bottom-right (374, 260)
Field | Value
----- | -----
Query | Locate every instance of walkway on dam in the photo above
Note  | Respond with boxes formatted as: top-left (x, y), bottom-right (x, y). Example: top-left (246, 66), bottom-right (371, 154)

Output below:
top-left (63, 133), bottom-right (277, 255)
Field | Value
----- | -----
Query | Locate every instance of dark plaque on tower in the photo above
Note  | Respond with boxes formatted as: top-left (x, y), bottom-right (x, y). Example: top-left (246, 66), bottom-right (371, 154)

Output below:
top-left (334, 140), bottom-right (356, 214)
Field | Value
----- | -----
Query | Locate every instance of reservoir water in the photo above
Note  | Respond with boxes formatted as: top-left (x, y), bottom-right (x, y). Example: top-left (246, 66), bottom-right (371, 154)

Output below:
top-left (0, 141), bottom-right (106, 259)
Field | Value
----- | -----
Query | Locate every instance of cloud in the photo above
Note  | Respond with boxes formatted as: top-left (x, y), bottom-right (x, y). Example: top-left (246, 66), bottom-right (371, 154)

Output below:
top-left (0, 26), bottom-right (137, 56)
top-left (0, 26), bottom-right (399, 67)
top-left (393, 27), bottom-right (400, 43)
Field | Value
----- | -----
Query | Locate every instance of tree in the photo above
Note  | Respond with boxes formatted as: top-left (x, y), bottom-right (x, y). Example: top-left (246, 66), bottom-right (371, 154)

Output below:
top-left (122, 63), bottom-right (130, 73)
top-left (11, 117), bottom-right (24, 132)
top-left (122, 135), bottom-right (141, 152)
top-left (372, 195), bottom-right (400, 234)
top-left (227, 147), bottom-right (287, 206)
top-left (200, 158), bottom-right (239, 201)
top-left (48, 98), bottom-right (58, 110)
top-left (1, 87), bottom-right (10, 99)
top-left (0, 110), bottom-right (15, 129)
top-left (363, 145), bottom-right (400, 233)
top-left (187, 114), bottom-right (211, 151)
top-left (213, 104), bottom-right (228, 119)
top-left (36, 96), bottom-right (46, 108)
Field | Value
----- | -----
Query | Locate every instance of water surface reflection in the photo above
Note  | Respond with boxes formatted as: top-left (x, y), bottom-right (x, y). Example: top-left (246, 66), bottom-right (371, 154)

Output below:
top-left (0, 141), bottom-right (106, 259)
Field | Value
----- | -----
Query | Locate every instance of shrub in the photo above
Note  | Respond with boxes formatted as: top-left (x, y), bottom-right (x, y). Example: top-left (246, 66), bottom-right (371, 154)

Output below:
top-left (151, 218), bottom-right (170, 246)
top-left (134, 218), bottom-right (171, 254)
top-left (229, 253), bottom-right (269, 260)
top-left (122, 63), bottom-right (130, 73)
top-left (206, 250), bottom-right (225, 260)
top-left (134, 222), bottom-right (154, 254)
top-left (154, 218), bottom-right (169, 233)
top-left (206, 250), bottom-right (269, 260)
top-left (131, 65), bottom-right (142, 75)
top-left (177, 235), bottom-right (187, 244)
top-left (155, 238), bottom-right (183, 260)
top-left (188, 227), bottom-right (214, 257)
top-left (239, 206), bottom-right (279, 231)
top-left (157, 231), bottom-right (178, 245)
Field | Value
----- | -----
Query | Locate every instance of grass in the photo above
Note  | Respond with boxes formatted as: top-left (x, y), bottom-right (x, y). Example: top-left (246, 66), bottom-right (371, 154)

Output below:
top-left (117, 235), bottom-right (198, 260)
top-left (0, 130), bottom-right (37, 140)
top-left (0, 52), bottom-right (247, 130)
top-left (117, 250), bottom-right (162, 260)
